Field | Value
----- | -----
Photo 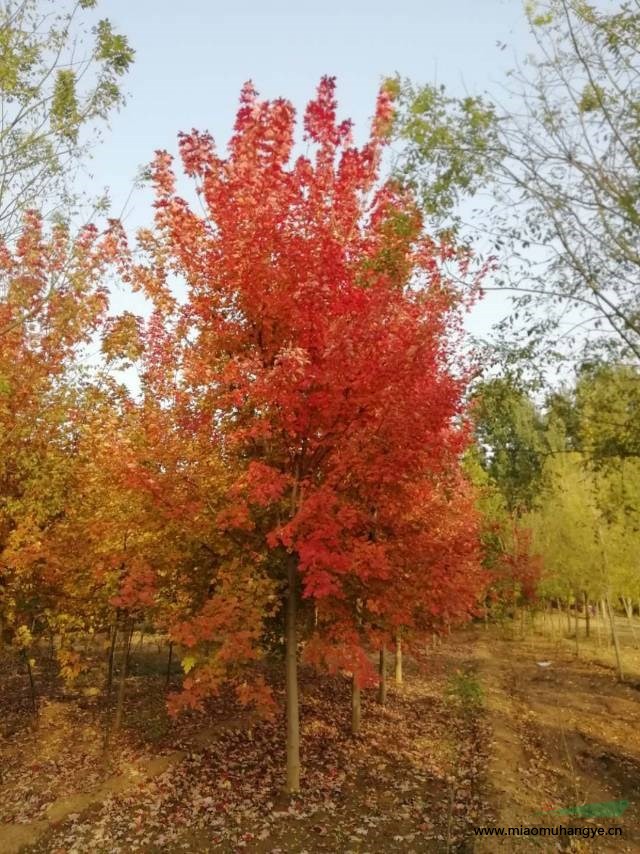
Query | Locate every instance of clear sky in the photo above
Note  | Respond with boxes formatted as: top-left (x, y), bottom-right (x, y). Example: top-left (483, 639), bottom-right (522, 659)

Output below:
top-left (88, 0), bottom-right (536, 337)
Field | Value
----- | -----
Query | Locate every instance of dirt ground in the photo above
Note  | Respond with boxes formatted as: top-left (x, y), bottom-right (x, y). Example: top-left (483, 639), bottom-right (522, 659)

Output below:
top-left (0, 614), bottom-right (638, 852)
top-left (473, 617), bottom-right (640, 852)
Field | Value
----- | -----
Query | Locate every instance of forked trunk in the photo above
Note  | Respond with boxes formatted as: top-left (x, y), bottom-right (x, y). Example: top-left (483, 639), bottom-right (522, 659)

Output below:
top-left (285, 553), bottom-right (300, 793)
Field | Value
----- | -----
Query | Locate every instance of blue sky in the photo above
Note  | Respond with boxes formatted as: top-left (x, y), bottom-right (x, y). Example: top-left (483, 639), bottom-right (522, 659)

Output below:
top-left (88, 0), bottom-right (536, 338)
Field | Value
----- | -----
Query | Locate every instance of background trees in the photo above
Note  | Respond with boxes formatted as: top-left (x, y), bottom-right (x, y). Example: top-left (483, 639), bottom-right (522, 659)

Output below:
top-left (391, 0), bottom-right (640, 364)
top-left (0, 0), bottom-right (134, 240)
top-left (0, 213), bottom-right (119, 652)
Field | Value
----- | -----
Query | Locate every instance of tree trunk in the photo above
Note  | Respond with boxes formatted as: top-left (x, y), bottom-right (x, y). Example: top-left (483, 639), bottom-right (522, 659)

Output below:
top-left (105, 621), bottom-right (118, 701)
top-left (23, 650), bottom-right (37, 715)
top-left (542, 599), bottom-right (553, 638)
top-left (102, 621), bottom-right (119, 762)
top-left (565, 599), bottom-right (572, 632)
top-left (165, 641), bottom-right (173, 688)
top-left (574, 593), bottom-right (579, 657)
top-left (583, 592), bottom-right (590, 638)
top-left (621, 597), bottom-right (638, 648)
top-left (395, 631), bottom-right (403, 686)
top-left (113, 620), bottom-right (133, 733)
top-left (378, 645), bottom-right (387, 705)
top-left (600, 599), bottom-right (609, 645)
top-left (606, 595), bottom-right (624, 682)
top-left (351, 674), bottom-right (361, 736)
top-left (285, 553), bottom-right (300, 793)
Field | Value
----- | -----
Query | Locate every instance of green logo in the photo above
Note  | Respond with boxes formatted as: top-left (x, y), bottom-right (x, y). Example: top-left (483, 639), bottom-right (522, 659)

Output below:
top-left (536, 800), bottom-right (629, 819)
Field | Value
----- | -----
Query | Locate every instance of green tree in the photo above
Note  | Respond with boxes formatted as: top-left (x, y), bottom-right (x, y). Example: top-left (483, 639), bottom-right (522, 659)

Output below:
top-left (472, 378), bottom-right (548, 513)
top-left (0, 0), bottom-right (134, 240)
top-left (392, 0), bottom-right (640, 363)
top-left (574, 363), bottom-right (640, 463)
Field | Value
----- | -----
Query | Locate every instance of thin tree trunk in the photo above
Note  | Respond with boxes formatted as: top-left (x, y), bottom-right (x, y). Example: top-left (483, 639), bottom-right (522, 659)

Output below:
top-left (165, 641), bottom-right (173, 688)
top-left (623, 597), bottom-right (638, 648)
top-left (285, 552), bottom-right (300, 793)
top-left (606, 595), bottom-right (624, 682)
top-left (102, 621), bottom-right (119, 763)
top-left (378, 645), bottom-right (387, 705)
top-left (351, 674), bottom-right (361, 736)
top-left (23, 650), bottom-right (37, 715)
top-left (596, 525), bottom-right (624, 679)
top-left (395, 631), bottom-right (403, 686)
top-left (583, 592), bottom-right (590, 638)
top-left (566, 599), bottom-right (572, 633)
top-left (600, 599), bottom-right (609, 645)
top-left (595, 603), bottom-right (602, 647)
top-left (106, 621), bottom-right (118, 701)
top-left (113, 621), bottom-right (134, 733)
top-left (574, 593), bottom-right (579, 657)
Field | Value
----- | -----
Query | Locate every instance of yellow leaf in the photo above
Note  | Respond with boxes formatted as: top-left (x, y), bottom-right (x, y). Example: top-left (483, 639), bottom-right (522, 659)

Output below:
top-left (182, 655), bottom-right (196, 674)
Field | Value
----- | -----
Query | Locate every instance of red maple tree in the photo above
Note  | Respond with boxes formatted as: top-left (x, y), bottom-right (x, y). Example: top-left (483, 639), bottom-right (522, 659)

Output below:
top-left (133, 77), bottom-right (484, 791)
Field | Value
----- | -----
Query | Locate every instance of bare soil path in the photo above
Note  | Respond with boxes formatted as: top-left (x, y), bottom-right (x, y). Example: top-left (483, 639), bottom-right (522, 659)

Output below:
top-left (471, 623), bottom-right (640, 852)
